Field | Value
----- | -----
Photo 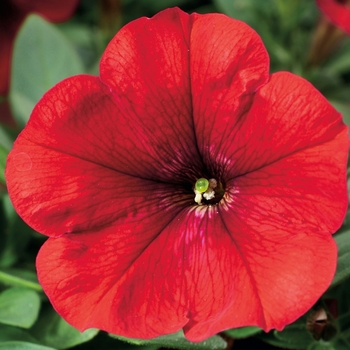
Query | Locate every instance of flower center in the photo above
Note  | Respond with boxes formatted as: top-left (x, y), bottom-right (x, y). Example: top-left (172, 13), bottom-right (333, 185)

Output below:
top-left (193, 178), bottom-right (224, 205)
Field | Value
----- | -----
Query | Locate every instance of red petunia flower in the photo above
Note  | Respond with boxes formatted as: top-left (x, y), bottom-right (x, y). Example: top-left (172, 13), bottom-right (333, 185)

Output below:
top-left (5, 8), bottom-right (349, 342)
top-left (316, 0), bottom-right (350, 35)
top-left (0, 0), bottom-right (79, 95)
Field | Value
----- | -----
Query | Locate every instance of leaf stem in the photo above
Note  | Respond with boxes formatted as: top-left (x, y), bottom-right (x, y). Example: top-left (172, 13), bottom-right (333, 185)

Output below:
top-left (0, 270), bottom-right (43, 292)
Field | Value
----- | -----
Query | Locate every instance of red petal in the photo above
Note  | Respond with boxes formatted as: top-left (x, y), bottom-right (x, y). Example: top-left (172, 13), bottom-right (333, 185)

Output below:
top-left (188, 120), bottom-right (347, 336)
top-left (6, 75), bottom-right (191, 236)
top-left (36, 217), bottom-right (191, 338)
top-left (209, 72), bottom-right (347, 179)
top-left (230, 132), bottom-right (348, 235)
top-left (100, 8), bottom-right (205, 181)
top-left (184, 207), bottom-right (338, 340)
top-left (183, 143), bottom-right (345, 339)
top-left (9, 75), bottom-right (197, 183)
top-left (37, 199), bottom-right (339, 341)
top-left (6, 140), bottom-right (187, 237)
top-left (190, 12), bottom-right (270, 176)
top-left (316, 0), bottom-right (350, 35)
top-left (36, 206), bottom-right (260, 339)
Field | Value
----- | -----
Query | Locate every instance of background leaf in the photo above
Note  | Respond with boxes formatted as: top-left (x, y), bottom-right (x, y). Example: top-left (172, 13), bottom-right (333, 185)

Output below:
top-left (330, 101), bottom-right (350, 128)
top-left (331, 229), bottom-right (350, 287)
top-left (0, 287), bottom-right (40, 328)
top-left (255, 313), bottom-right (331, 349)
top-left (307, 342), bottom-right (337, 350)
top-left (0, 195), bottom-right (35, 268)
top-left (225, 326), bottom-right (261, 339)
top-left (0, 342), bottom-right (56, 350)
top-left (9, 14), bottom-right (84, 127)
top-left (0, 144), bottom-right (8, 186)
top-left (111, 331), bottom-right (227, 350)
top-left (0, 124), bottom-right (14, 151)
top-left (0, 269), bottom-right (42, 292)
top-left (0, 324), bottom-right (38, 343)
top-left (30, 307), bottom-right (98, 349)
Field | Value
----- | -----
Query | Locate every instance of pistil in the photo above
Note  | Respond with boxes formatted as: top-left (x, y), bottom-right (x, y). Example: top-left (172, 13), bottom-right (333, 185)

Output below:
top-left (194, 178), bottom-right (218, 205)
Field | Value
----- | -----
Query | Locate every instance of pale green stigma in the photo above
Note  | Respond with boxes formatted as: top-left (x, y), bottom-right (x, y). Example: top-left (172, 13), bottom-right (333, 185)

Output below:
top-left (194, 178), bottom-right (218, 205)
top-left (195, 178), bottom-right (209, 193)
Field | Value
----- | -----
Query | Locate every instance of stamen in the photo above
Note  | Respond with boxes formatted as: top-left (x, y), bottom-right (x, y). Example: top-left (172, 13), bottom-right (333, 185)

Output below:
top-left (203, 188), bottom-right (215, 200)
top-left (194, 190), bottom-right (203, 205)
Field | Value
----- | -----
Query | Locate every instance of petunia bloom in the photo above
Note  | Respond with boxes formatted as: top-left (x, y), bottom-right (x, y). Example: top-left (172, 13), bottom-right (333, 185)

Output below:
top-left (5, 8), bottom-right (349, 342)
top-left (316, 0), bottom-right (350, 35)
top-left (0, 0), bottom-right (79, 95)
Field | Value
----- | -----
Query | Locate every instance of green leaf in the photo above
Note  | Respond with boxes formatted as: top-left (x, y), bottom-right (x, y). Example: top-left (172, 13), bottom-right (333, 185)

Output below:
top-left (0, 342), bottom-right (56, 350)
top-left (0, 324), bottom-right (38, 343)
top-left (326, 278), bottom-right (350, 316)
top-left (336, 327), bottom-right (350, 349)
top-left (0, 201), bottom-right (7, 260)
top-left (214, 0), bottom-right (259, 23)
top-left (0, 144), bottom-right (7, 186)
top-left (331, 338), bottom-right (350, 350)
top-left (8, 92), bottom-right (35, 128)
top-left (257, 317), bottom-right (314, 349)
top-left (225, 326), bottom-right (261, 338)
top-left (324, 41), bottom-right (350, 75)
top-left (0, 287), bottom-right (40, 328)
top-left (329, 100), bottom-right (350, 128)
top-left (331, 229), bottom-right (350, 287)
top-left (9, 14), bottom-right (84, 127)
top-left (213, 0), bottom-right (316, 74)
top-left (257, 333), bottom-right (310, 349)
top-left (0, 124), bottom-right (14, 150)
top-left (0, 195), bottom-right (34, 268)
top-left (0, 269), bottom-right (42, 292)
top-left (110, 331), bottom-right (227, 350)
top-left (338, 311), bottom-right (350, 340)
top-left (273, 323), bottom-right (314, 349)
top-left (307, 341), bottom-right (337, 350)
top-left (30, 307), bottom-right (98, 349)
